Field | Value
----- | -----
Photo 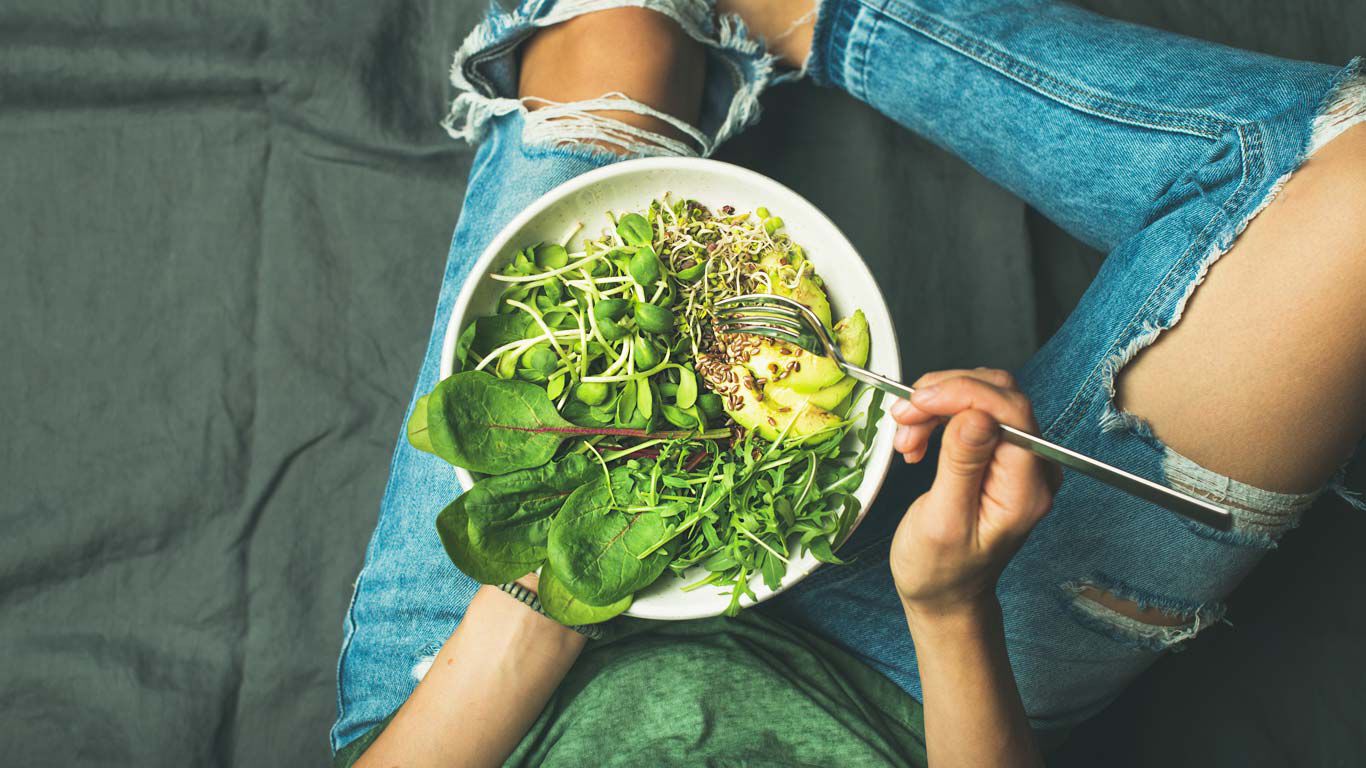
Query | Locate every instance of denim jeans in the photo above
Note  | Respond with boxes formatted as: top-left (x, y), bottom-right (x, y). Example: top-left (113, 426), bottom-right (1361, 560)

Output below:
top-left (331, 0), bottom-right (1365, 750)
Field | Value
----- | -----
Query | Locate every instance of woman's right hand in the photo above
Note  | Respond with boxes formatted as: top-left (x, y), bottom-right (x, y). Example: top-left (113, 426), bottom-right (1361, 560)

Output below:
top-left (886, 370), bottom-right (1053, 768)
top-left (888, 370), bottom-right (1059, 620)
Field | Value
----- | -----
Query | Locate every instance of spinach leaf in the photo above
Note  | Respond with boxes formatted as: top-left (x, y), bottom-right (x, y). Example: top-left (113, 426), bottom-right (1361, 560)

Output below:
top-left (547, 469), bottom-right (670, 605)
top-left (425, 371), bottom-right (576, 474)
top-left (539, 566), bottom-right (632, 625)
top-left (435, 494), bottom-right (541, 584)
top-left (464, 453), bottom-right (596, 567)
top-left (411, 372), bottom-right (715, 471)
top-left (406, 394), bottom-right (433, 453)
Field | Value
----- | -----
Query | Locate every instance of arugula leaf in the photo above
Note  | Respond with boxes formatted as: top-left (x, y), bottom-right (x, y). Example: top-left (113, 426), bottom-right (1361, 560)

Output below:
top-left (539, 566), bottom-right (632, 625)
top-left (548, 469), bottom-right (671, 605)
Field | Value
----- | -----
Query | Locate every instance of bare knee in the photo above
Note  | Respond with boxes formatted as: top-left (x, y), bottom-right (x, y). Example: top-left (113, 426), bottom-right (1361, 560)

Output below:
top-left (1117, 123), bottom-right (1366, 495)
top-left (518, 7), bottom-right (706, 151)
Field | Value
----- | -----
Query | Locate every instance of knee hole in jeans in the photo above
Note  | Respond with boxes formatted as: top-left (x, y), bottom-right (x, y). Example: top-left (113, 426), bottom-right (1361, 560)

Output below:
top-left (1061, 578), bottom-right (1225, 653)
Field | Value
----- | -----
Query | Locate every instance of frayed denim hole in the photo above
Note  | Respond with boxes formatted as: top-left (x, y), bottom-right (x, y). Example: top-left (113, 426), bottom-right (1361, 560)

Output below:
top-left (1163, 448), bottom-right (1318, 549)
top-left (411, 638), bottom-right (446, 681)
top-left (1087, 65), bottom-right (1366, 537)
top-left (443, 0), bottom-right (784, 155)
top-left (1095, 60), bottom-right (1366, 450)
top-left (520, 93), bottom-right (709, 157)
top-left (1059, 578), bottom-right (1225, 654)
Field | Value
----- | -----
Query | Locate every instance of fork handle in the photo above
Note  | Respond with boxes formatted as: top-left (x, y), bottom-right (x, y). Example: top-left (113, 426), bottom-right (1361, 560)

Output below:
top-left (841, 365), bottom-right (1233, 531)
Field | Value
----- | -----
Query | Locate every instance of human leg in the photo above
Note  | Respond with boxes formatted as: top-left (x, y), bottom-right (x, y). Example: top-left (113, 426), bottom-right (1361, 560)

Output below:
top-left (759, 0), bottom-right (1364, 729)
top-left (330, 1), bottom-right (784, 750)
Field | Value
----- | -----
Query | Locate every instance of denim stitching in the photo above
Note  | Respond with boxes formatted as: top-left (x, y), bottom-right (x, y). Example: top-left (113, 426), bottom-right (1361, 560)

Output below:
top-left (1043, 123), bottom-right (1265, 443)
top-left (866, 0), bottom-right (1231, 139)
top-left (847, 3), bottom-right (878, 102)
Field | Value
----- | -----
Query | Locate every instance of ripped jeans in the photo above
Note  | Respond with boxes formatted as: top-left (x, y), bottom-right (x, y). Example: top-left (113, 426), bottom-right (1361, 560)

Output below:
top-left (331, 0), bottom-right (1366, 750)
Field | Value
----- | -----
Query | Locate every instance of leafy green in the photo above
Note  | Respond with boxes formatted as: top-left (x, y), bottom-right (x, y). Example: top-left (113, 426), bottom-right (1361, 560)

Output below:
top-left (539, 566), bottom-right (632, 625)
top-left (423, 371), bottom-right (576, 474)
top-left (616, 213), bottom-right (653, 247)
top-left (435, 495), bottom-right (535, 584)
top-left (470, 456), bottom-right (595, 552)
top-left (547, 469), bottom-right (671, 605)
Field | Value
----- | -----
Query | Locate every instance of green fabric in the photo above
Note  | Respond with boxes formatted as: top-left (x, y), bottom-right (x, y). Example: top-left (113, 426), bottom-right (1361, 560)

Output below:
top-left (332, 612), bottom-right (927, 768)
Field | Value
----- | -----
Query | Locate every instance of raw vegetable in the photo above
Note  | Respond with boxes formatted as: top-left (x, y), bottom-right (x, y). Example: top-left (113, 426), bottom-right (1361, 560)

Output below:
top-left (411, 197), bottom-right (880, 619)
top-left (538, 567), bottom-right (632, 625)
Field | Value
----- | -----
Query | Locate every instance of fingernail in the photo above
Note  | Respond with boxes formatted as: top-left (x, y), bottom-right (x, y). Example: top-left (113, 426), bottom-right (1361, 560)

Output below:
top-left (891, 399), bottom-right (914, 419)
top-left (911, 386), bottom-right (939, 404)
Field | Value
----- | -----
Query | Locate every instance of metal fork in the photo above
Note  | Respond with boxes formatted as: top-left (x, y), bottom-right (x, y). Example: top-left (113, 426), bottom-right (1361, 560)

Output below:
top-left (714, 294), bottom-right (1233, 532)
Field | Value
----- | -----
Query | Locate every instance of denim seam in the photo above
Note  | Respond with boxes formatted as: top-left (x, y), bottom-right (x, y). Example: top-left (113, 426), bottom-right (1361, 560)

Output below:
top-left (821, 0), bottom-right (860, 92)
top-left (1042, 123), bottom-right (1265, 443)
top-left (863, 0), bottom-right (1231, 139)
top-left (845, 1), bottom-right (877, 102)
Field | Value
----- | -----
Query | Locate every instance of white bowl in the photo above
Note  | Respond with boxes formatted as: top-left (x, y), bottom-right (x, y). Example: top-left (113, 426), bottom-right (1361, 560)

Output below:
top-left (440, 157), bottom-right (900, 620)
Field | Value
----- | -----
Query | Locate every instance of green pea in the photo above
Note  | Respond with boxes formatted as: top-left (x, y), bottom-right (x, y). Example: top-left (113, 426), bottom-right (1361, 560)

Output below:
top-left (629, 246), bottom-right (662, 287)
top-left (756, 206), bottom-right (771, 219)
top-left (534, 243), bottom-right (569, 269)
top-left (634, 302), bottom-right (675, 335)
top-left (575, 381), bottom-right (610, 406)
top-left (698, 393), bottom-right (724, 418)
top-left (633, 336), bottom-right (662, 369)
top-left (764, 216), bottom-right (784, 235)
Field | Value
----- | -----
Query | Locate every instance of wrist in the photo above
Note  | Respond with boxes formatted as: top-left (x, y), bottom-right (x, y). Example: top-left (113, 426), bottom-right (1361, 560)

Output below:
top-left (901, 592), bottom-right (1002, 641)
top-left (475, 585), bottom-right (588, 652)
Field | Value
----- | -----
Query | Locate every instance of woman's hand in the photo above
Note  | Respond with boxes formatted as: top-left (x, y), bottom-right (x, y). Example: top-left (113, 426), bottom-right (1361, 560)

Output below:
top-left (889, 369), bottom-right (1058, 619)
top-left (887, 369), bottom-right (1053, 768)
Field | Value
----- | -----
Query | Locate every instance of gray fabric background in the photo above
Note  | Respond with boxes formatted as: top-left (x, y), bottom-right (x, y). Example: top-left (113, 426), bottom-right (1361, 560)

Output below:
top-left (1, 0), bottom-right (1361, 765)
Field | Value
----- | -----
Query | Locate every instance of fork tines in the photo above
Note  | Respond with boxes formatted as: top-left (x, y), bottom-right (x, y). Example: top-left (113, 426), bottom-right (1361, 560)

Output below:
top-left (711, 294), bottom-right (827, 353)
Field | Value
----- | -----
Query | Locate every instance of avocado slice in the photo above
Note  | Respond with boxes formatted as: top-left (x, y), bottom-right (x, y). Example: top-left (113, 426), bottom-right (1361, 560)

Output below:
top-left (740, 339), bottom-right (844, 393)
top-left (745, 310), bottom-right (870, 406)
top-left (769, 309), bottom-right (871, 408)
top-left (724, 366), bottom-right (842, 442)
top-left (768, 376), bottom-right (855, 412)
top-left (759, 252), bottom-right (832, 329)
top-left (834, 310), bottom-right (870, 367)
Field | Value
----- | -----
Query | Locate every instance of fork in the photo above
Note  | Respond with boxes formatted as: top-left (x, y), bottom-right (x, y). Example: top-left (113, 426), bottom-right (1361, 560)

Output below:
top-left (714, 294), bottom-right (1233, 532)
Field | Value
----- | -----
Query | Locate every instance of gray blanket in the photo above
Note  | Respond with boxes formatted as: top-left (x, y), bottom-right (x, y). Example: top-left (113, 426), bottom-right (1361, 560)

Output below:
top-left (1, 0), bottom-right (1361, 765)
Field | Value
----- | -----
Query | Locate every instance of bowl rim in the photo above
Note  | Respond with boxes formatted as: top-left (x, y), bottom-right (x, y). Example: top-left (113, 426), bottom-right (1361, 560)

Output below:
top-left (438, 156), bottom-right (900, 620)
